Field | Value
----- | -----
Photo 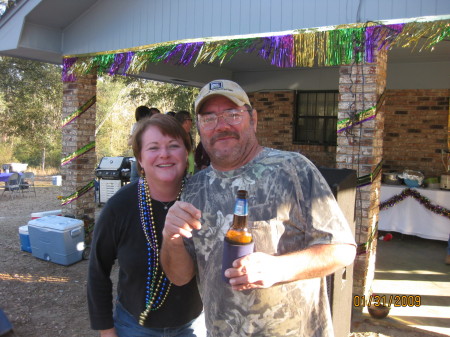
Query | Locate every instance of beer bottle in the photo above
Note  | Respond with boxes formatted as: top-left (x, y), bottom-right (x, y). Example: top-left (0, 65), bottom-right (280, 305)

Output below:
top-left (225, 190), bottom-right (253, 244)
top-left (222, 190), bottom-right (254, 282)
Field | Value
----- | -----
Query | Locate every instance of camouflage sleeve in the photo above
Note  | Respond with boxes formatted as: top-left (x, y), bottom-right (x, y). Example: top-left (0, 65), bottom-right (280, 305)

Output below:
top-left (289, 154), bottom-right (356, 247)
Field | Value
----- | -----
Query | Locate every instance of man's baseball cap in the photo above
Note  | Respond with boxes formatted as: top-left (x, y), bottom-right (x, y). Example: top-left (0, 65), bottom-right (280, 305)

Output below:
top-left (194, 79), bottom-right (251, 114)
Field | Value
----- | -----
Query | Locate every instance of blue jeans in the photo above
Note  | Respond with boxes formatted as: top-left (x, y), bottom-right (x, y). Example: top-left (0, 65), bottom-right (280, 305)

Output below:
top-left (114, 301), bottom-right (206, 337)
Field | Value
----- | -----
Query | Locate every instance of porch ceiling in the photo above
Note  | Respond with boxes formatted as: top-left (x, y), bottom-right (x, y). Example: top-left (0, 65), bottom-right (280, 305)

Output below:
top-left (0, 0), bottom-right (449, 87)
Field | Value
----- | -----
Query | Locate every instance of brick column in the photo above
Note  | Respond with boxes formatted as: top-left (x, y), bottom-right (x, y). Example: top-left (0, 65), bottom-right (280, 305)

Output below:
top-left (337, 48), bottom-right (387, 303)
top-left (61, 74), bottom-right (97, 226)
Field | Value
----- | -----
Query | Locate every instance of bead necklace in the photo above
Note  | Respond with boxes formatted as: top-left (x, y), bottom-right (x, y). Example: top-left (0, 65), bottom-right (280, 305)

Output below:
top-left (137, 177), bottom-right (184, 325)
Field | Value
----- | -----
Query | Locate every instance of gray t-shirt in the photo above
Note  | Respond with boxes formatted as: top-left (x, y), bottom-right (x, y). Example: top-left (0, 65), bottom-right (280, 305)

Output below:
top-left (182, 147), bottom-right (355, 337)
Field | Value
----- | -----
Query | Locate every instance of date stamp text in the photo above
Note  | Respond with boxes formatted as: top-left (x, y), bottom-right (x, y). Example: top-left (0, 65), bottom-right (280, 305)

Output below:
top-left (353, 295), bottom-right (421, 307)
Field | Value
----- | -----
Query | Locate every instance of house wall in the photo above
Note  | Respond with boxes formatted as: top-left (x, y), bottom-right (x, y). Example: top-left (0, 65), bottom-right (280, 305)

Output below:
top-left (61, 0), bottom-right (450, 56)
top-left (383, 89), bottom-right (450, 178)
top-left (248, 90), bottom-right (337, 167)
top-left (248, 89), bottom-right (450, 178)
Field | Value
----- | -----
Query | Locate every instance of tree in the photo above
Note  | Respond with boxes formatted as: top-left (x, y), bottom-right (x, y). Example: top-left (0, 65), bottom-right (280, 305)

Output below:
top-left (95, 75), bottom-right (199, 161)
top-left (123, 77), bottom-right (199, 113)
top-left (0, 56), bottom-right (199, 169)
top-left (0, 56), bottom-right (62, 168)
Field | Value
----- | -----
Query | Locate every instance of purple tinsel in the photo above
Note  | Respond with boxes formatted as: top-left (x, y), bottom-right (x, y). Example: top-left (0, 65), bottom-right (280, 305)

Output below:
top-left (164, 42), bottom-right (204, 66)
top-left (365, 24), bottom-right (404, 62)
top-left (109, 51), bottom-right (135, 75)
top-left (379, 188), bottom-right (450, 220)
top-left (337, 114), bottom-right (376, 133)
top-left (62, 57), bottom-right (78, 82)
top-left (259, 35), bottom-right (294, 68)
top-left (122, 51), bottom-right (134, 74)
top-left (108, 53), bottom-right (125, 75)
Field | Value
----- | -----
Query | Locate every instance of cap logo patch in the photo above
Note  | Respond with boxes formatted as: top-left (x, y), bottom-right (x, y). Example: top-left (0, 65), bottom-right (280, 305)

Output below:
top-left (209, 81), bottom-right (224, 91)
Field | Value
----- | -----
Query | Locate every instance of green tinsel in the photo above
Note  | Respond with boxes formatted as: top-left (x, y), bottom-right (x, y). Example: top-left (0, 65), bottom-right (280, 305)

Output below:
top-left (94, 54), bottom-right (116, 74)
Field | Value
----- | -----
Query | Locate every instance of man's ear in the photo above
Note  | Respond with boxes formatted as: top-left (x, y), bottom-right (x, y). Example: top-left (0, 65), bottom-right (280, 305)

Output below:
top-left (252, 109), bottom-right (258, 132)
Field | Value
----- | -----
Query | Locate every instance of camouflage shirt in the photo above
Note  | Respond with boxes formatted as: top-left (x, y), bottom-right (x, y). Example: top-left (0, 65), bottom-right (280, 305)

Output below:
top-left (182, 148), bottom-right (355, 337)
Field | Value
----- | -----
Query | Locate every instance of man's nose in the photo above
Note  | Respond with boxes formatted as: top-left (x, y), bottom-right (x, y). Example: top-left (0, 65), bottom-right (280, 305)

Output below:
top-left (215, 114), bottom-right (230, 130)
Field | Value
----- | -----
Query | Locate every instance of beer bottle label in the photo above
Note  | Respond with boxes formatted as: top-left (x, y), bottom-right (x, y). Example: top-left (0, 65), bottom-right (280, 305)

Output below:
top-left (234, 198), bottom-right (248, 216)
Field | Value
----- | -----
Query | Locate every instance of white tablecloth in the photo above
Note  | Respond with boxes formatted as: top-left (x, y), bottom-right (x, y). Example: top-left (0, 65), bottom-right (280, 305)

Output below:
top-left (379, 185), bottom-right (450, 241)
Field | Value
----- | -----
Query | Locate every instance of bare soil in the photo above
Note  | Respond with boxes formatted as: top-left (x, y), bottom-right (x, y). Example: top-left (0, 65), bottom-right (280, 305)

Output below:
top-left (0, 177), bottom-right (94, 337)
top-left (0, 176), bottom-right (441, 337)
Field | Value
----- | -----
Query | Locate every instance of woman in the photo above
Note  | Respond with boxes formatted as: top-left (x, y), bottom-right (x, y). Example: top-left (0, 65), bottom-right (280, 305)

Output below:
top-left (88, 114), bottom-right (204, 337)
top-left (128, 106), bottom-right (160, 183)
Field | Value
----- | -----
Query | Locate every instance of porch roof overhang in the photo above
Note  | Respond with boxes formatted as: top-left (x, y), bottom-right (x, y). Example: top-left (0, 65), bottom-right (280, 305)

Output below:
top-left (0, 0), bottom-right (449, 89)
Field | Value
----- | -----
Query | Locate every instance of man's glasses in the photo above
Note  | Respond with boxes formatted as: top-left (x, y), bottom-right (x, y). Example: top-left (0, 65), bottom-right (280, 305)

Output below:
top-left (198, 108), bottom-right (251, 130)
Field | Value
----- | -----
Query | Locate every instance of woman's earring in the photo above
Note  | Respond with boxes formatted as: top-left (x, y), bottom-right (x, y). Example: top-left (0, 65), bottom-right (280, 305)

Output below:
top-left (140, 168), bottom-right (145, 176)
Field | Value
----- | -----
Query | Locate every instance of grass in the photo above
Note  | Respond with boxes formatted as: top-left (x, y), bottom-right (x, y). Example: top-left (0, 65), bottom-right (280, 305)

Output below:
top-left (27, 167), bottom-right (61, 176)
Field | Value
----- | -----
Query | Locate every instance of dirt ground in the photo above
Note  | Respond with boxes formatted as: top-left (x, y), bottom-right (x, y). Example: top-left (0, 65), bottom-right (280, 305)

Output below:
top-left (0, 176), bottom-right (443, 337)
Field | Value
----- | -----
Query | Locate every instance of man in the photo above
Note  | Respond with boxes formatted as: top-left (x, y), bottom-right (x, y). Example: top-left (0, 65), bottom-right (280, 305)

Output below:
top-left (161, 79), bottom-right (356, 337)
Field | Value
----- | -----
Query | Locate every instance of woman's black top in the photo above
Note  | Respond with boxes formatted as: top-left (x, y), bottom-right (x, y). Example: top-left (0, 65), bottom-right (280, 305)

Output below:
top-left (87, 181), bottom-right (202, 330)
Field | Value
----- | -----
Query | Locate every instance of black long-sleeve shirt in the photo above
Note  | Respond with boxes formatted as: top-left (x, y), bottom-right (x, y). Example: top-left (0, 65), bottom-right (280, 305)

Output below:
top-left (87, 181), bottom-right (202, 330)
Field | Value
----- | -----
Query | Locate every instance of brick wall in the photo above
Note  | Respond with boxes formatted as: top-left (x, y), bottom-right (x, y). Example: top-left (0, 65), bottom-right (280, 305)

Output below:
top-left (383, 89), bottom-right (449, 178)
top-left (249, 89), bottom-right (449, 179)
top-left (248, 91), bottom-right (336, 167)
top-left (61, 74), bottom-right (97, 225)
top-left (247, 73), bottom-right (448, 304)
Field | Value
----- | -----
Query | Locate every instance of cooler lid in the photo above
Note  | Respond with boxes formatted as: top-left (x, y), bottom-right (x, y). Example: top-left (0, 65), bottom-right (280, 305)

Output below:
top-left (28, 215), bottom-right (84, 232)
top-left (19, 225), bottom-right (29, 234)
top-left (30, 209), bottom-right (62, 218)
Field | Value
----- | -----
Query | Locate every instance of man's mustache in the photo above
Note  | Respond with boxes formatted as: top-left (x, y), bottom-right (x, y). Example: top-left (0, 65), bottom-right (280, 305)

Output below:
top-left (210, 132), bottom-right (239, 145)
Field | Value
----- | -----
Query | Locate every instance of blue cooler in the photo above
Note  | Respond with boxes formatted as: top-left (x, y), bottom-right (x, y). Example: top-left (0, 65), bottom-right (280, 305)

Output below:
top-left (18, 225), bottom-right (32, 253)
top-left (28, 215), bottom-right (84, 266)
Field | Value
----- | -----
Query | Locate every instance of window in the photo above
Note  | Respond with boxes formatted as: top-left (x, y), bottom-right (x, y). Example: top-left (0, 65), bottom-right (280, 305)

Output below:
top-left (294, 91), bottom-right (338, 146)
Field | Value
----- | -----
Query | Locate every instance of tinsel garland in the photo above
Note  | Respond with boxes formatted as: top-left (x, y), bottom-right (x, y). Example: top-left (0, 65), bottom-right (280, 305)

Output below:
top-left (195, 39), bottom-right (254, 66)
top-left (338, 106), bottom-right (376, 133)
top-left (61, 95), bottom-right (96, 127)
top-left (62, 57), bottom-right (78, 82)
top-left (60, 180), bottom-right (95, 205)
top-left (357, 160), bottom-right (383, 187)
top-left (357, 225), bottom-right (378, 256)
top-left (60, 141), bottom-right (95, 166)
top-left (379, 188), bottom-right (450, 220)
top-left (61, 19), bottom-right (449, 81)
top-left (59, 95), bottom-right (97, 207)
top-left (338, 91), bottom-right (386, 133)
top-left (365, 24), bottom-right (404, 62)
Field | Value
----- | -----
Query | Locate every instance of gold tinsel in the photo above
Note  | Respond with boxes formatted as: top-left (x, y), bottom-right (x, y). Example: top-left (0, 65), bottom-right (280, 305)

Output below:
top-left (62, 18), bottom-right (450, 79)
top-left (391, 20), bottom-right (450, 51)
top-left (294, 32), bottom-right (316, 67)
top-left (316, 31), bottom-right (328, 67)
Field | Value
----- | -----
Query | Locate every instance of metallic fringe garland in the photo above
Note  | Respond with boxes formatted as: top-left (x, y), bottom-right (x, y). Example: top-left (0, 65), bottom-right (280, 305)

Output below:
top-left (61, 95), bottom-right (96, 127)
top-left (60, 141), bottom-right (96, 166)
top-left (60, 180), bottom-right (96, 205)
top-left (356, 161), bottom-right (383, 188)
top-left (62, 19), bottom-right (449, 81)
top-left (379, 188), bottom-right (450, 220)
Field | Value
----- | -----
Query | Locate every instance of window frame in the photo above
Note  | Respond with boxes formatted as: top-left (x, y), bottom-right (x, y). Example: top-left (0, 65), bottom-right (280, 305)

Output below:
top-left (293, 90), bottom-right (339, 146)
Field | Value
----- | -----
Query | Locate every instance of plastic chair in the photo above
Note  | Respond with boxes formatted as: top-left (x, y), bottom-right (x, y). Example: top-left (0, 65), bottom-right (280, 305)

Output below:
top-left (20, 172), bottom-right (36, 197)
top-left (1, 173), bottom-right (21, 199)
